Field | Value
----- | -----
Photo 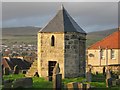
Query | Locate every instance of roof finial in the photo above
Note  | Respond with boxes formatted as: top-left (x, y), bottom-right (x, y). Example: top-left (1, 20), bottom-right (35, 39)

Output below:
top-left (61, 4), bottom-right (64, 10)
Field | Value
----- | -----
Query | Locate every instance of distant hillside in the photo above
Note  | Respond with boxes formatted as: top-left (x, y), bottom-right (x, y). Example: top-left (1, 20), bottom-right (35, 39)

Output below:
top-left (2, 27), bottom-right (118, 47)
top-left (2, 27), bottom-right (40, 45)
top-left (2, 26), bottom-right (40, 36)
top-left (86, 28), bottom-right (118, 47)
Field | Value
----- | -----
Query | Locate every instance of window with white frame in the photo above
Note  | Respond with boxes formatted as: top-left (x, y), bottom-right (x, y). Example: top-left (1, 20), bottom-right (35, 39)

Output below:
top-left (100, 49), bottom-right (105, 59)
top-left (111, 49), bottom-right (115, 59)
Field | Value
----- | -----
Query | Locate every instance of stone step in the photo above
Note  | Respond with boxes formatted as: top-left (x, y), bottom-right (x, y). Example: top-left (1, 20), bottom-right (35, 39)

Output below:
top-left (25, 60), bottom-right (38, 77)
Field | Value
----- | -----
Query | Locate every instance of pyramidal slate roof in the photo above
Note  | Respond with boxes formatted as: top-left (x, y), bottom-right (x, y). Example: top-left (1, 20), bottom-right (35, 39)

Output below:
top-left (39, 5), bottom-right (86, 33)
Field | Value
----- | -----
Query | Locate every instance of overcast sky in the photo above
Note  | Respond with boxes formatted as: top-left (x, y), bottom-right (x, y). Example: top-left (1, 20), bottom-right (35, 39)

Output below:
top-left (2, 2), bottom-right (118, 32)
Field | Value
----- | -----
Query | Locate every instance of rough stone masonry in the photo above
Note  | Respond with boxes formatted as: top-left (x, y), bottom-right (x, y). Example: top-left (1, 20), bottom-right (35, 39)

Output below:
top-left (37, 5), bottom-right (86, 78)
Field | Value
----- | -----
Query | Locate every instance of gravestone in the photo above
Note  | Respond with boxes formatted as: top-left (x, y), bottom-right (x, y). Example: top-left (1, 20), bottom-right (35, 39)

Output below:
top-left (78, 83), bottom-right (83, 90)
top-left (119, 75), bottom-right (120, 79)
top-left (2, 65), bottom-right (4, 75)
top-left (4, 79), bottom-right (14, 88)
top-left (106, 69), bottom-right (112, 87)
top-left (53, 74), bottom-right (62, 90)
top-left (82, 83), bottom-right (91, 90)
top-left (112, 80), bottom-right (116, 86)
top-left (53, 63), bottom-right (60, 75)
top-left (86, 68), bottom-right (92, 82)
top-left (67, 82), bottom-right (78, 90)
top-left (4, 68), bottom-right (10, 75)
top-left (103, 67), bottom-right (106, 75)
top-left (13, 77), bottom-right (33, 88)
top-left (14, 65), bottom-right (19, 74)
top-left (116, 79), bottom-right (120, 86)
top-left (52, 63), bottom-right (62, 90)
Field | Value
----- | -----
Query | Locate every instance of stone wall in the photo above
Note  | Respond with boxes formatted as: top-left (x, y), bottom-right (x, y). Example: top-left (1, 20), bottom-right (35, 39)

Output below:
top-left (38, 32), bottom-right (86, 78)
top-left (64, 32), bottom-right (86, 78)
top-left (38, 32), bottom-right (65, 78)
top-left (88, 65), bottom-right (120, 74)
top-left (87, 49), bottom-right (120, 66)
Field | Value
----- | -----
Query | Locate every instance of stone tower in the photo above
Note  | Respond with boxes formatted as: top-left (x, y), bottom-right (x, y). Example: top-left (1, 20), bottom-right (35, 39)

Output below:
top-left (38, 6), bottom-right (86, 78)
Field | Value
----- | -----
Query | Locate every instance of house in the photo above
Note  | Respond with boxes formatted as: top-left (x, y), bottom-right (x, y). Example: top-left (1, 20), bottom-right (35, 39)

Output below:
top-left (87, 28), bottom-right (120, 73)
top-left (2, 57), bottom-right (31, 73)
top-left (36, 5), bottom-right (86, 79)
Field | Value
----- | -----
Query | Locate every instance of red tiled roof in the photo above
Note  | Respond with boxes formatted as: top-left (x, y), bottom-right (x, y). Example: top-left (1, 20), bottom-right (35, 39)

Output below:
top-left (88, 29), bottom-right (120, 49)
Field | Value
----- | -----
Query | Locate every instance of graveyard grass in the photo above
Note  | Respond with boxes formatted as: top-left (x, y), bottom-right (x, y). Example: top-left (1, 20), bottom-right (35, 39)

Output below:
top-left (3, 74), bottom-right (120, 89)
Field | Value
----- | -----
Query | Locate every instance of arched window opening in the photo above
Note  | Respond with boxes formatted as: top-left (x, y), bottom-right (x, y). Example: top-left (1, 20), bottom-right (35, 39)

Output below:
top-left (51, 35), bottom-right (55, 46)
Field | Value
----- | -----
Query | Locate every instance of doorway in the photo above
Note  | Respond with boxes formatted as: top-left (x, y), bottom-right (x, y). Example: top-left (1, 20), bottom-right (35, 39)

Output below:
top-left (48, 61), bottom-right (57, 76)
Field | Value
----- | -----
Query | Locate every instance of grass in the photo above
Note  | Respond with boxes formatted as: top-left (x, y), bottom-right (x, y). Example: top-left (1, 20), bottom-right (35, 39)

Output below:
top-left (32, 77), bottom-right (53, 88)
top-left (62, 77), bottom-right (85, 84)
top-left (2, 35), bottom-right (37, 46)
top-left (92, 73), bottom-right (105, 82)
top-left (3, 74), bottom-right (53, 88)
top-left (3, 74), bottom-right (120, 90)
top-left (3, 74), bottom-right (25, 80)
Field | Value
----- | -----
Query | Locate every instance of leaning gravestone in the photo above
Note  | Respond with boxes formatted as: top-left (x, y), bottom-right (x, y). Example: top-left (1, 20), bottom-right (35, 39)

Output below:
top-left (106, 69), bottom-right (112, 87)
top-left (52, 63), bottom-right (62, 90)
top-left (14, 65), bottom-right (19, 74)
top-left (4, 68), bottom-right (10, 75)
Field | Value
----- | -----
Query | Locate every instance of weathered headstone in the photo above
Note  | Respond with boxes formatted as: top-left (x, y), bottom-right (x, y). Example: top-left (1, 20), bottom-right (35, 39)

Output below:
top-left (13, 77), bottom-right (33, 88)
top-left (119, 75), bottom-right (120, 79)
top-left (4, 79), bottom-right (14, 88)
top-left (53, 74), bottom-right (62, 90)
top-left (52, 63), bottom-right (62, 90)
top-left (116, 79), bottom-right (120, 86)
top-left (2, 64), bottom-right (4, 75)
top-left (106, 69), bottom-right (112, 87)
top-left (103, 67), bottom-right (106, 75)
top-left (78, 83), bottom-right (83, 90)
top-left (112, 80), bottom-right (116, 86)
top-left (14, 65), bottom-right (19, 74)
top-left (86, 69), bottom-right (92, 82)
top-left (67, 82), bottom-right (78, 90)
top-left (53, 63), bottom-right (60, 75)
top-left (4, 68), bottom-right (10, 75)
